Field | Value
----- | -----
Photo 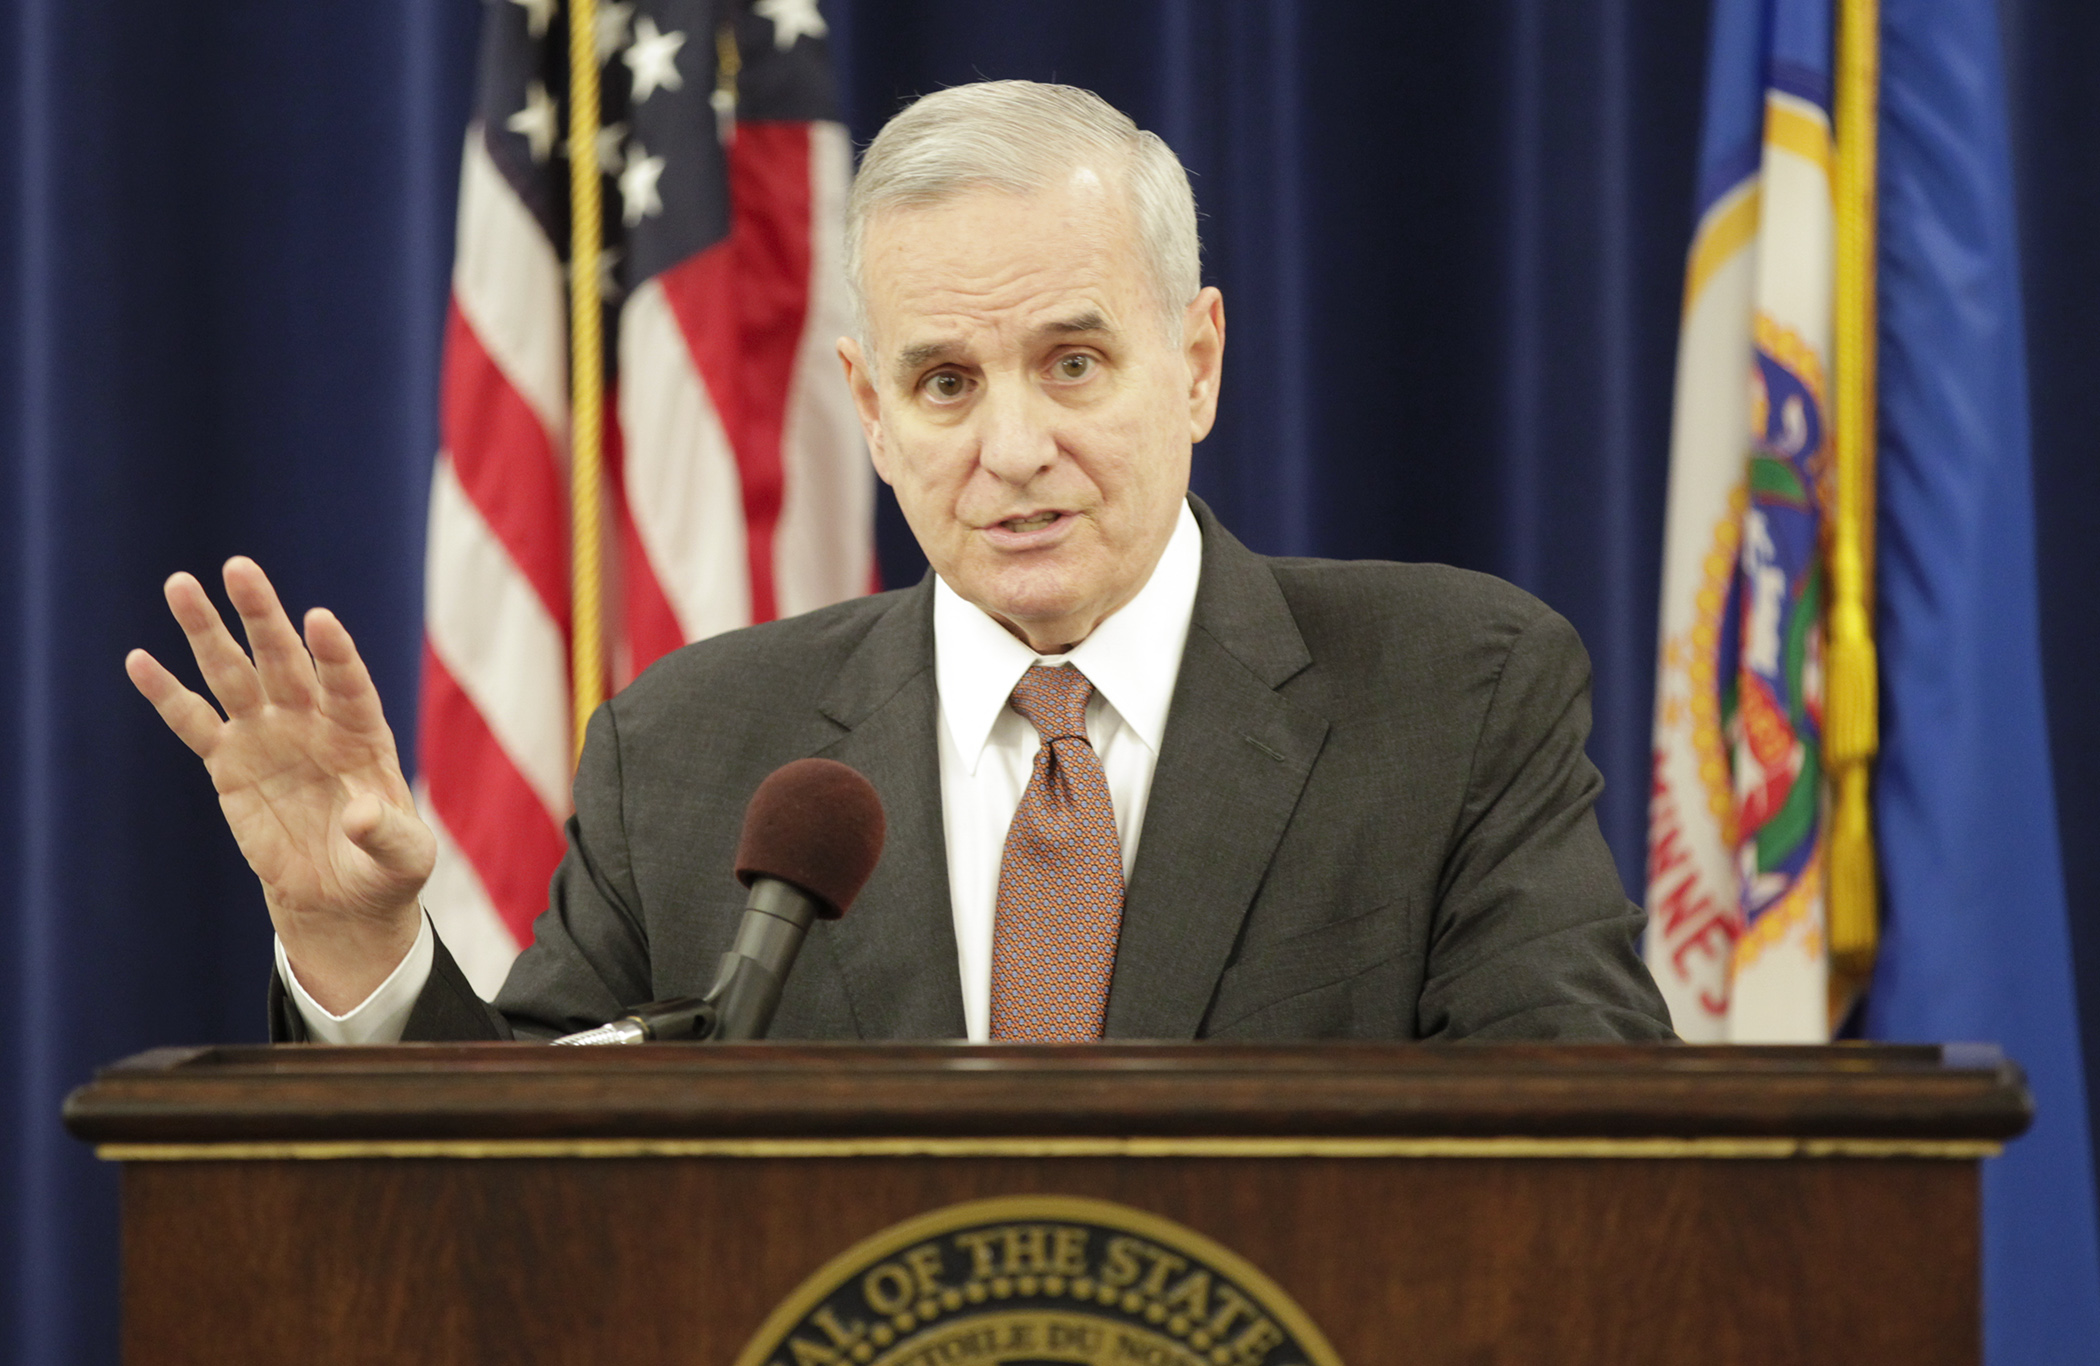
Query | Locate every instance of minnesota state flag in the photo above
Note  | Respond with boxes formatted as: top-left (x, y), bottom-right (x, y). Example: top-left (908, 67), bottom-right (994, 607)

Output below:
top-left (1650, 0), bottom-right (2100, 1354)
top-left (1647, 0), bottom-right (1835, 1042)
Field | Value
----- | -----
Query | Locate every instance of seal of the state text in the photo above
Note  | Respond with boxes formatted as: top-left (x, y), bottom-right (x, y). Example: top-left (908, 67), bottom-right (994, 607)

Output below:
top-left (734, 1194), bottom-right (1343, 1366)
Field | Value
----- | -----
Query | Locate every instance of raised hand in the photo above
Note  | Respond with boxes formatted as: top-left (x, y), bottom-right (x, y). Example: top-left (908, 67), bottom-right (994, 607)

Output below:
top-left (126, 558), bottom-right (434, 1013)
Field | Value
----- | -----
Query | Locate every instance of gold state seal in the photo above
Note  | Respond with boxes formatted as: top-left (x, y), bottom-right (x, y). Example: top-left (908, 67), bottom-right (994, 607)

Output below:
top-left (735, 1195), bottom-right (1342, 1366)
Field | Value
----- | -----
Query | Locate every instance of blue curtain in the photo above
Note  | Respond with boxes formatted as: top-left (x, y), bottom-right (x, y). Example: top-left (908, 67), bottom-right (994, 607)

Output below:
top-left (3, 4), bottom-right (480, 1360)
top-left (1862, 0), bottom-right (2100, 1352)
top-left (2005, 0), bottom-right (2100, 1187)
top-left (5, 2), bottom-right (2096, 1362)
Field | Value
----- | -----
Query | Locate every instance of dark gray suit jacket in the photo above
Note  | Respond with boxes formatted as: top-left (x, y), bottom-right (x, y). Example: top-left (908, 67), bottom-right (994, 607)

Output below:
top-left (274, 498), bottom-right (1672, 1043)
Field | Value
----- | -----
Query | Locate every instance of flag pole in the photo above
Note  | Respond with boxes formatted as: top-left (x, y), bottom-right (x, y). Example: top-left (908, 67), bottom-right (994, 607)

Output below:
top-left (567, 0), bottom-right (607, 766)
top-left (1828, 0), bottom-right (1881, 986)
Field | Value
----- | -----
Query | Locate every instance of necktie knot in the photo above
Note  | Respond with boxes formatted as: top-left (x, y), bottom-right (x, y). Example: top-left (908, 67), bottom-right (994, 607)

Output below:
top-left (1008, 664), bottom-right (1093, 744)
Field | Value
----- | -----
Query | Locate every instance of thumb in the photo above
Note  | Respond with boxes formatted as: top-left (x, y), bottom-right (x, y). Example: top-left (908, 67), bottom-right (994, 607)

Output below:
top-left (342, 792), bottom-right (437, 883)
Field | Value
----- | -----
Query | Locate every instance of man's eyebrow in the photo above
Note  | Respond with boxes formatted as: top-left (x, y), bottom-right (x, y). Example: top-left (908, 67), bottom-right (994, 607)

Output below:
top-left (1038, 310), bottom-right (1112, 338)
top-left (890, 312), bottom-right (1118, 381)
top-left (895, 339), bottom-right (962, 376)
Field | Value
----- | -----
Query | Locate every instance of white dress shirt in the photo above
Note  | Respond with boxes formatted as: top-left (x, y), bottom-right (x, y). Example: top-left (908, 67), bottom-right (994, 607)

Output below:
top-left (275, 909), bottom-right (434, 1044)
top-left (934, 500), bottom-right (1201, 1039)
top-left (279, 501), bottom-right (1203, 1043)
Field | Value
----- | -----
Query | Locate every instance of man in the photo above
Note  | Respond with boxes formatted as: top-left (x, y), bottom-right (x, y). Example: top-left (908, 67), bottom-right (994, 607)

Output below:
top-left (127, 81), bottom-right (1672, 1044)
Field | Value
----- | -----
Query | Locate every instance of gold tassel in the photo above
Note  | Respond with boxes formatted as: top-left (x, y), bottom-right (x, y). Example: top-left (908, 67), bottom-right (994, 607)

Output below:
top-left (1827, 746), bottom-right (1878, 978)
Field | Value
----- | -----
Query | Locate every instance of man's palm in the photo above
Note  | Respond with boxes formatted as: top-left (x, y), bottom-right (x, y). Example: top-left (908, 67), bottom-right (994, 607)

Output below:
top-left (207, 691), bottom-right (426, 920)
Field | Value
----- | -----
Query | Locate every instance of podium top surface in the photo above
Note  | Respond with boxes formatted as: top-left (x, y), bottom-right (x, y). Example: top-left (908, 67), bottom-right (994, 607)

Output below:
top-left (64, 1042), bottom-right (2030, 1147)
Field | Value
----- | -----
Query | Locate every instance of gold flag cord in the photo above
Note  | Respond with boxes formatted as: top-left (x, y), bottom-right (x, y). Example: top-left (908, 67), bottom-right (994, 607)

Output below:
top-left (716, 19), bottom-right (742, 106)
top-left (1828, 0), bottom-right (1881, 983)
top-left (567, 0), bottom-right (606, 765)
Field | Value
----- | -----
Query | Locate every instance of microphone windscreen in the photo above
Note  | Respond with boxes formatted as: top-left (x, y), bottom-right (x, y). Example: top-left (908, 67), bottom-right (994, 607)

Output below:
top-left (733, 758), bottom-right (886, 919)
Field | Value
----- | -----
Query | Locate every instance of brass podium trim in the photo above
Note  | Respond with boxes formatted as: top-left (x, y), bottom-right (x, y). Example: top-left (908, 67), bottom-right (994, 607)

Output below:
top-left (95, 1135), bottom-right (2003, 1163)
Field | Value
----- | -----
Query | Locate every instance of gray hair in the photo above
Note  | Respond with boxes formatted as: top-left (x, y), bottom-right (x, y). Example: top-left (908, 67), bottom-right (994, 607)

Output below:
top-left (844, 81), bottom-right (1202, 345)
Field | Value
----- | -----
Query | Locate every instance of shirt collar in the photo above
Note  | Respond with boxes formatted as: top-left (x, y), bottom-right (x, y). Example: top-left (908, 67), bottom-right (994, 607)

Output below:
top-left (934, 499), bottom-right (1203, 773)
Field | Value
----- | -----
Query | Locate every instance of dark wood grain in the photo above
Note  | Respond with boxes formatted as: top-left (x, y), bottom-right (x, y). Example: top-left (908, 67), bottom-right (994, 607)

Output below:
top-left (123, 1153), bottom-right (1976, 1366)
top-left (66, 1042), bottom-right (2031, 1144)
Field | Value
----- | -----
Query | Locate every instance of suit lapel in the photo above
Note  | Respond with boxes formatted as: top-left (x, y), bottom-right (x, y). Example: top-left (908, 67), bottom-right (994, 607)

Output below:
top-left (810, 580), bottom-right (968, 1038)
top-left (798, 501), bottom-right (1324, 1041)
top-left (1104, 501), bottom-right (1329, 1039)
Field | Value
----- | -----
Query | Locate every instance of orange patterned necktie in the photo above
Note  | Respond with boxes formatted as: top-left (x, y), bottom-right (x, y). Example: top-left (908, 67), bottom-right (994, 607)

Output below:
top-left (989, 664), bottom-right (1126, 1041)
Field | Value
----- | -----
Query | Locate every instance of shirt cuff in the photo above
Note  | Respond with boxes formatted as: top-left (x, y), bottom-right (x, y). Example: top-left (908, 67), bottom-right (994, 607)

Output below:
top-left (274, 911), bottom-right (435, 1045)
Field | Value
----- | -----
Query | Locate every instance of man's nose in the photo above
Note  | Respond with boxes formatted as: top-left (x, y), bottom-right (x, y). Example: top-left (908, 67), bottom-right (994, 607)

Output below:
top-left (974, 375), bottom-right (1059, 485)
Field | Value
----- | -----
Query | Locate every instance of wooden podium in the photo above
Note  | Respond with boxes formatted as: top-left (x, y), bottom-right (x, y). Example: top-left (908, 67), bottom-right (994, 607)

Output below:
top-left (66, 1043), bottom-right (2027, 1365)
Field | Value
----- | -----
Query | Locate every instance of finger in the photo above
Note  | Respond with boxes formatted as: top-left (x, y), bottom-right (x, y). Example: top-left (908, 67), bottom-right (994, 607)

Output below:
top-left (341, 792), bottom-right (436, 884)
top-left (222, 557), bottom-right (318, 709)
top-left (163, 571), bottom-right (266, 717)
top-left (305, 607), bottom-right (389, 735)
top-left (126, 648), bottom-right (228, 758)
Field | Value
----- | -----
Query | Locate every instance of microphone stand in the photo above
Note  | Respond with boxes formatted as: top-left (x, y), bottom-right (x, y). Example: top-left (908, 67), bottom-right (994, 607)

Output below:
top-left (550, 876), bottom-right (822, 1045)
top-left (551, 997), bottom-right (716, 1046)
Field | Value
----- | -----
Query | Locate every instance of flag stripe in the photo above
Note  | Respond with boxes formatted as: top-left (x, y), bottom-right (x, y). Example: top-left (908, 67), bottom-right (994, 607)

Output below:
top-left (452, 127), bottom-right (568, 445)
top-left (659, 122), bottom-right (817, 625)
top-left (620, 274), bottom-right (752, 653)
top-left (774, 122), bottom-right (874, 615)
top-left (418, 644), bottom-right (568, 948)
top-left (617, 477), bottom-right (687, 680)
top-left (441, 302), bottom-right (571, 629)
top-left (413, 781), bottom-right (527, 1000)
top-left (423, 451), bottom-right (572, 821)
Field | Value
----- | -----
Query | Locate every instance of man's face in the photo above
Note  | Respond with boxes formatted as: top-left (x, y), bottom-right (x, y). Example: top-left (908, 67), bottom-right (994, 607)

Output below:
top-left (839, 169), bottom-right (1225, 653)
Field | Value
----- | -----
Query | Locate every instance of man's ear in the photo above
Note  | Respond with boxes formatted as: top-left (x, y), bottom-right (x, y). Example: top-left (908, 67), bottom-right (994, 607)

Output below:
top-left (837, 335), bottom-right (893, 482)
top-left (1183, 287), bottom-right (1226, 443)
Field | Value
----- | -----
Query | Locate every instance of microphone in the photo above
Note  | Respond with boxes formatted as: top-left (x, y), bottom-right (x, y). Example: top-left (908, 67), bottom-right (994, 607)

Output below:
top-left (553, 758), bottom-right (886, 1045)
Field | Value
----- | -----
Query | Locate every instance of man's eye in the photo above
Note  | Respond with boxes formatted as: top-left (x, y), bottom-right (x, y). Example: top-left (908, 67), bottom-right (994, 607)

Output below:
top-left (924, 372), bottom-right (967, 400)
top-left (1054, 354), bottom-right (1095, 380)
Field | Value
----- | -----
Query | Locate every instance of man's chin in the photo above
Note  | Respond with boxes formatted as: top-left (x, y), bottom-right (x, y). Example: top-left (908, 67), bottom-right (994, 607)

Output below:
top-left (967, 584), bottom-right (1101, 654)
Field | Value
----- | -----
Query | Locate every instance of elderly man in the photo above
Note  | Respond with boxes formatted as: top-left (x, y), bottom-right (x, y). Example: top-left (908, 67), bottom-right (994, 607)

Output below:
top-left (128, 81), bottom-right (1672, 1044)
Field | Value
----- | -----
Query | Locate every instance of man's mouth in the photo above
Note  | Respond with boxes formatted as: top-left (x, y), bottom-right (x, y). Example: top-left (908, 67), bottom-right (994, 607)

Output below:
top-left (999, 511), bottom-right (1061, 533)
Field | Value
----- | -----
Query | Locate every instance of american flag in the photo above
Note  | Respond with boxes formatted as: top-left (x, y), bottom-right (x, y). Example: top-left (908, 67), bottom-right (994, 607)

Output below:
top-left (418, 0), bottom-right (870, 994)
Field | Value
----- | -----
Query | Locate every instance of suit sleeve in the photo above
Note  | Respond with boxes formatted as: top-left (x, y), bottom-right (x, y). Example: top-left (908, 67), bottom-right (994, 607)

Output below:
top-left (1417, 607), bottom-right (1676, 1041)
top-left (266, 929), bottom-right (511, 1041)
top-left (400, 937), bottom-right (514, 1040)
top-left (266, 913), bottom-right (510, 1042)
top-left (484, 700), bottom-right (660, 1039)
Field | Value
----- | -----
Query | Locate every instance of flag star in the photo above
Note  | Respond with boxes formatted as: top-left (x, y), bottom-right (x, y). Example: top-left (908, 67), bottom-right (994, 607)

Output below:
top-left (510, 0), bottom-right (555, 40)
top-left (623, 17), bottom-right (687, 102)
top-left (593, 1), bottom-right (635, 63)
top-left (593, 120), bottom-right (628, 173)
top-left (619, 143), bottom-right (667, 226)
top-left (570, 245), bottom-right (625, 301)
top-left (506, 80), bottom-right (560, 163)
top-left (754, 0), bottom-right (828, 50)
